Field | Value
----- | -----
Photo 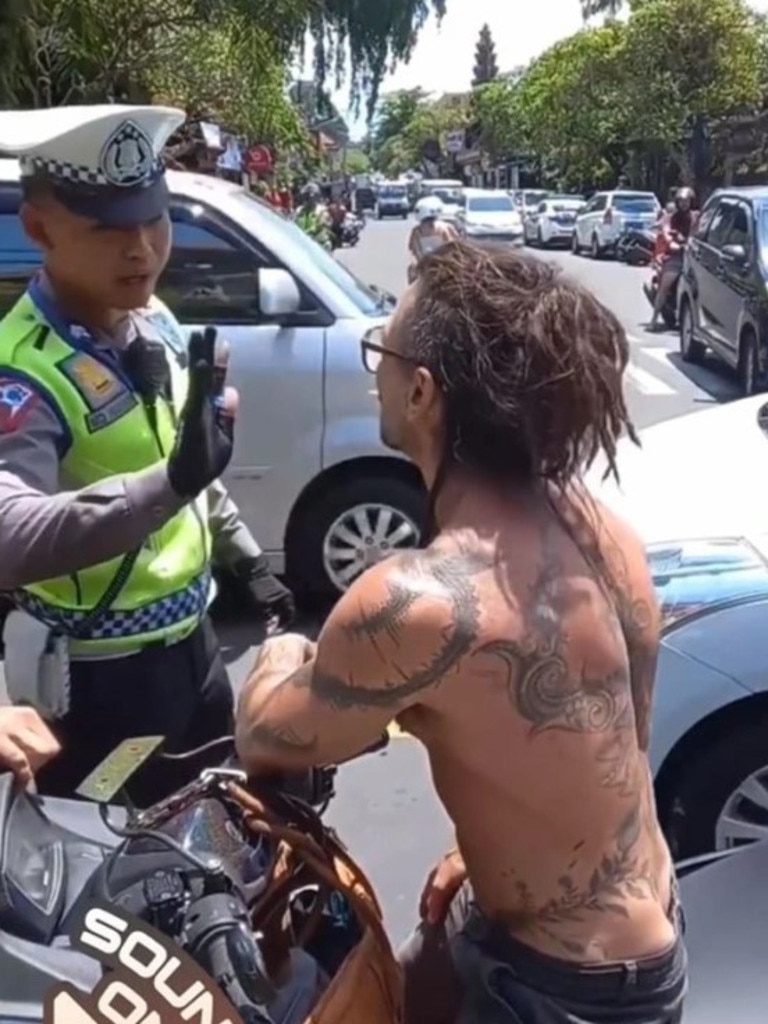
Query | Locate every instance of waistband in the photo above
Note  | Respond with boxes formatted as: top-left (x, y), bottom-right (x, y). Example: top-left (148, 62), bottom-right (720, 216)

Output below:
top-left (15, 571), bottom-right (211, 657)
top-left (463, 878), bottom-right (685, 1001)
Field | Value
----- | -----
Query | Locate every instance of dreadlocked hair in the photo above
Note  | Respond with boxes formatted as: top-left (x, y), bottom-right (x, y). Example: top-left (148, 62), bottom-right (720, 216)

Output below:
top-left (407, 239), bottom-right (638, 493)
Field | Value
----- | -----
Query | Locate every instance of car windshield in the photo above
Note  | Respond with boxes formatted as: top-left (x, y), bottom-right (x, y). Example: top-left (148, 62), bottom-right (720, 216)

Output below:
top-left (431, 188), bottom-right (461, 204)
top-left (468, 195), bottom-right (515, 213)
top-left (379, 186), bottom-right (406, 197)
top-left (613, 195), bottom-right (657, 213)
top-left (549, 199), bottom-right (583, 211)
top-left (233, 190), bottom-right (392, 316)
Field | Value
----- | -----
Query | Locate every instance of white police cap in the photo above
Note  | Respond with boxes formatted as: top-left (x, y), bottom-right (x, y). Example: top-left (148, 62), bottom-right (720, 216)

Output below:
top-left (0, 104), bottom-right (185, 226)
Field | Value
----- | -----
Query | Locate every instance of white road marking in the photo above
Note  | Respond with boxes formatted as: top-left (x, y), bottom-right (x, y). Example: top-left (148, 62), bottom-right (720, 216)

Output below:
top-left (625, 362), bottom-right (676, 395)
top-left (642, 346), bottom-right (677, 367)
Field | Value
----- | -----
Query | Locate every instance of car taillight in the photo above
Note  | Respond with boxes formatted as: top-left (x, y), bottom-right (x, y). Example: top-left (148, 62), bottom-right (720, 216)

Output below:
top-left (604, 209), bottom-right (613, 224)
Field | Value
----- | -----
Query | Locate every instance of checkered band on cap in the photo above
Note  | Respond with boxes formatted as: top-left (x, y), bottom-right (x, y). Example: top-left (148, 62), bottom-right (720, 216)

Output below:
top-left (19, 153), bottom-right (163, 187)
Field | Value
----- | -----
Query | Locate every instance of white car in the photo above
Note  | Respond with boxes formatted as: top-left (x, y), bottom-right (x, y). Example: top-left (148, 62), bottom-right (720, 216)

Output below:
top-left (572, 189), bottom-right (660, 258)
top-left (1, 160), bottom-right (425, 600)
top-left (587, 394), bottom-right (768, 857)
top-left (456, 189), bottom-right (524, 245)
top-left (523, 195), bottom-right (585, 247)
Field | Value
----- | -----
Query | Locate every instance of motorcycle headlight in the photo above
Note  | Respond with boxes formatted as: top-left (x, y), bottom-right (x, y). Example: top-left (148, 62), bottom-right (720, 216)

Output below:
top-left (2, 794), bottom-right (64, 919)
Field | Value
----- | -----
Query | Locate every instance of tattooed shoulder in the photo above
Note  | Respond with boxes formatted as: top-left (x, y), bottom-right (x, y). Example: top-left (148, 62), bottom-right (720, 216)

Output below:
top-left (305, 542), bottom-right (495, 712)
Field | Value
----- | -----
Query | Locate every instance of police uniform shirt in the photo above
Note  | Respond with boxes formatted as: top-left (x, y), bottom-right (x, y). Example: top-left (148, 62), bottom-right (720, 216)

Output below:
top-left (0, 105), bottom-right (261, 592)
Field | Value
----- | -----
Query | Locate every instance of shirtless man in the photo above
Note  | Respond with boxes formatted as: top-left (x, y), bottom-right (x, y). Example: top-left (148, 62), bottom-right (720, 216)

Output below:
top-left (235, 241), bottom-right (687, 1024)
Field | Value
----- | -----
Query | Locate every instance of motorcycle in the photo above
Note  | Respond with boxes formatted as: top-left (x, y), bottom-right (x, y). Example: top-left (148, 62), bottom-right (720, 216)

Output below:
top-left (616, 226), bottom-right (656, 266)
top-left (643, 240), bottom-right (685, 330)
top-left (341, 213), bottom-right (363, 247)
top-left (0, 732), bottom-right (392, 1024)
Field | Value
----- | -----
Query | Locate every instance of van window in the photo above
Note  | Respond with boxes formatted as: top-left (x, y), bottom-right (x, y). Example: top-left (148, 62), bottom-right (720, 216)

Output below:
top-left (0, 198), bottom-right (39, 314)
top-left (159, 210), bottom-right (264, 323)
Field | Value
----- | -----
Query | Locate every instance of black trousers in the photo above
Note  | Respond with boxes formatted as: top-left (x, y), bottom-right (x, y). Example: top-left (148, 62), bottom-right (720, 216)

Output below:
top-left (36, 617), bottom-right (234, 808)
top-left (400, 882), bottom-right (688, 1024)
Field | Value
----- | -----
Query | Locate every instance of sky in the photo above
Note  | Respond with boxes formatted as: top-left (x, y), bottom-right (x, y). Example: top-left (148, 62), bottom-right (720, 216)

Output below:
top-left (322, 0), bottom-right (768, 140)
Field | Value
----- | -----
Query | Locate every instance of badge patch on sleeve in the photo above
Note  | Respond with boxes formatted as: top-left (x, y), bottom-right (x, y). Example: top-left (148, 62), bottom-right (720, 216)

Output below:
top-left (58, 353), bottom-right (125, 411)
top-left (0, 378), bottom-right (39, 431)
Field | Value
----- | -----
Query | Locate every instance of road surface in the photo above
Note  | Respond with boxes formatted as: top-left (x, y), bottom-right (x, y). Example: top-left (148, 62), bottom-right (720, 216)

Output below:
top-left (4, 219), bottom-right (742, 946)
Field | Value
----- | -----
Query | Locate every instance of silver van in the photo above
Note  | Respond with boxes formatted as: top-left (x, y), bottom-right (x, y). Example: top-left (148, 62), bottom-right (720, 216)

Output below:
top-left (0, 162), bottom-right (425, 596)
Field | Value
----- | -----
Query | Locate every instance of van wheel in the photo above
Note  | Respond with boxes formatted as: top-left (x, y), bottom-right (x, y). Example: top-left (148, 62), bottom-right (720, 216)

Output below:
top-left (679, 299), bottom-right (706, 364)
top-left (738, 328), bottom-right (764, 396)
top-left (287, 476), bottom-right (426, 599)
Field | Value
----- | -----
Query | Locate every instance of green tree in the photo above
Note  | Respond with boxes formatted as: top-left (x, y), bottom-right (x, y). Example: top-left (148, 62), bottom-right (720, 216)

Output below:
top-left (622, 0), bottom-right (765, 178)
top-left (472, 23), bottom-right (498, 86)
top-left (0, 0), bottom-right (449, 119)
top-left (513, 23), bottom-right (630, 187)
top-left (343, 147), bottom-right (372, 175)
top-left (472, 78), bottom-right (521, 161)
top-left (372, 89), bottom-right (469, 175)
top-left (580, 0), bottom-right (624, 18)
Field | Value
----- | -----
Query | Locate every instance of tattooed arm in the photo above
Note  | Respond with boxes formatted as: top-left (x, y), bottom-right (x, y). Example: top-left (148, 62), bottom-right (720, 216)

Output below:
top-left (235, 545), bottom-right (487, 773)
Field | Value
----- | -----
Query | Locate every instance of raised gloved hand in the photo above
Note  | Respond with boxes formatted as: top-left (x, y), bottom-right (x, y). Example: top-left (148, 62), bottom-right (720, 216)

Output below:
top-left (234, 555), bottom-right (296, 631)
top-left (168, 327), bottom-right (238, 499)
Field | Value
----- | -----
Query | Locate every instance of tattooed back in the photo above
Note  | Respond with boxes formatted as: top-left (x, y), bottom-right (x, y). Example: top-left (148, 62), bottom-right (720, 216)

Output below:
top-left (386, 492), bottom-right (673, 963)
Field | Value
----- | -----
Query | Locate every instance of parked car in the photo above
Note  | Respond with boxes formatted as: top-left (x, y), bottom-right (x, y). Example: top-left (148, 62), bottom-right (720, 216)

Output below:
top-left (510, 188), bottom-right (550, 214)
top-left (523, 194), bottom-right (585, 247)
top-left (373, 183), bottom-right (410, 219)
top-left (587, 393), bottom-right (768, 858)
top-left (0, 160), bottom-right (425, 599)
top-left (456, 189), bottom-right (524, 245)
top-left (675, 839), bottom-right (768, 1023)
top-left (572, 190), bottom-right (660, 258)
top-left (678, 186), bottom-right (768, 396)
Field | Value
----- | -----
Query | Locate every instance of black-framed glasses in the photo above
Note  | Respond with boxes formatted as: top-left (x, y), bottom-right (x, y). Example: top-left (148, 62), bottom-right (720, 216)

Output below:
top-left (360, 328), bottom-right (419, 373)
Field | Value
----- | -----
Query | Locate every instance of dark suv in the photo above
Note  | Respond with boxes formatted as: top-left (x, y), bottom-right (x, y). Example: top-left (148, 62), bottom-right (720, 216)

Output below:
top-left (678, 187), bottom-right (768, 395)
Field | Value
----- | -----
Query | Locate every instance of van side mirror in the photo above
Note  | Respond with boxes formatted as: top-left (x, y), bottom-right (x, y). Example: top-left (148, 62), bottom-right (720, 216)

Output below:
top-left (721, 243), bottom-right (748, 264)
top-left (258, 268), bottom-right (301, 318)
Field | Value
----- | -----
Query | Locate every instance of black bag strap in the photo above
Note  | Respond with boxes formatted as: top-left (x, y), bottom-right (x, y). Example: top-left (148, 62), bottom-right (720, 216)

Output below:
top-left (69, 546), bottom-right (143, 639)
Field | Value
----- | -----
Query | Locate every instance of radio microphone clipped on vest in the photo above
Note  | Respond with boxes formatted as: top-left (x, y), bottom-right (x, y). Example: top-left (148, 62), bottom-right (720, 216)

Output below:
top-left (122, 334), bottom-right (172, 406)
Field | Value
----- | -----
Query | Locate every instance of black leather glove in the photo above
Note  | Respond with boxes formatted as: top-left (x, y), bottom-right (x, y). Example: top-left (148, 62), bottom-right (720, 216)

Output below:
top-left (168, 327), bottom-right (235, 499)
top-left (234, 555), bottom-right (296, 630)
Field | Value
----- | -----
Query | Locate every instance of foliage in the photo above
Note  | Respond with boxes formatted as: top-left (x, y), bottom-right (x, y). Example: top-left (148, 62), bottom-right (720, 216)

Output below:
top-left (622, 0), bottom-right (765, 147)
top-left (371, 88), bottom-right (469, 175)
top-left (471, 79), bottom-right (520, 160)
top-left (0, 0), bottom-right (449, 134)
top-left (343, 147), bottom-right (372, 175)
top-left (512, 23), bottom-right (630, 188)
top-left (472, 23), bottom-right (498, 86)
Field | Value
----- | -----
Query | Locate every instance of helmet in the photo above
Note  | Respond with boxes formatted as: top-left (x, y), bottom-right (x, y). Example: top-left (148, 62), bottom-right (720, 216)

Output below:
top-left (675, 186), bottom-right (695, 204)
top-left (301, 182), bottom-right (321, 201)
top-left (416, 196), bottom-right (443, 223)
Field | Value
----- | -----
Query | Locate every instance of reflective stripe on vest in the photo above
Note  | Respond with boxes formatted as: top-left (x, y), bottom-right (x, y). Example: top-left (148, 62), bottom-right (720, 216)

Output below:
top-left (0, 290), bottom-right (211, 656)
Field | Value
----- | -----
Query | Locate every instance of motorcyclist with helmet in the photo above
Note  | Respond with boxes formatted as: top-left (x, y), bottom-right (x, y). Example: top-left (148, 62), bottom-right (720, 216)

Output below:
top-left (407, 196), bottom-right (458, 283)
top-left (650, 186), bottom-right (697, 330)
top-left (295, 183), bottom-right (332, 249)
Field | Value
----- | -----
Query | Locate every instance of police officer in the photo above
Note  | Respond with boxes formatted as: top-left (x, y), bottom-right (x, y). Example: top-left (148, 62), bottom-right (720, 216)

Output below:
top-left (0, 104), bottom-right (294, 804)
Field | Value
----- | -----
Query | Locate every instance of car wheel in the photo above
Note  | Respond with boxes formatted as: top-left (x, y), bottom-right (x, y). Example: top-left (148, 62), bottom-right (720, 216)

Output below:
top-left (661, 714), bottom-right (768, 858)
top-left (678, 298), bottom-right (706, 364)
top-left (590, 233), bottom-right (602, 259)
top-left (738, 328), bottom-right (764, 397)
top-left (287, 475), bottom-right (425, 599)
top-left (571, 232), bottom-right (581, 255)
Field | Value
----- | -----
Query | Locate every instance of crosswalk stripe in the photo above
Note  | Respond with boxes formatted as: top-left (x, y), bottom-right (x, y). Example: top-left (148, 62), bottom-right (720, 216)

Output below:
top-left (642, 346), bottom-right (676, 366)
top-left (625, 362), bottom-right (676, 396)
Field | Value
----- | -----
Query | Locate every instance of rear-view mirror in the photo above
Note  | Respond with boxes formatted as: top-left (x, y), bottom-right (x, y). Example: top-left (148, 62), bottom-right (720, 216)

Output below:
top-left (259, 268), bottom-right (301, 318)
top-left (721, 243), bottom-right (748, 263)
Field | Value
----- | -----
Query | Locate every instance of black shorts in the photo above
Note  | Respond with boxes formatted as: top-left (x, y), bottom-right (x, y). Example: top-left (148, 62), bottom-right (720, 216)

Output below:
top-left (398, 881), bottom-right (687, 1024)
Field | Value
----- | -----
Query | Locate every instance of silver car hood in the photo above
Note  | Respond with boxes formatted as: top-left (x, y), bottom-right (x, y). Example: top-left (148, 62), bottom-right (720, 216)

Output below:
top-left (647, 538), bottom-right (768, 632)
top-left (679, 840), bottom-right (768, 1022)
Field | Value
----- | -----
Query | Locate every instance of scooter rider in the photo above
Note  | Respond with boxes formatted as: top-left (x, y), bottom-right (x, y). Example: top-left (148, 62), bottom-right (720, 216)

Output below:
top-left (0, 104), bottom-right (294, 804)
top-left (407, 196), bottom-right (457, 283)
top-left (650, 186), bottom-right (696, 330)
